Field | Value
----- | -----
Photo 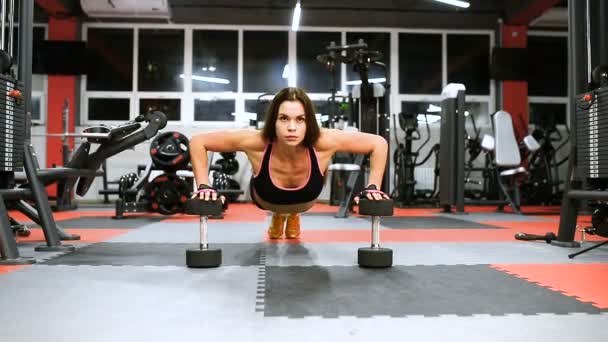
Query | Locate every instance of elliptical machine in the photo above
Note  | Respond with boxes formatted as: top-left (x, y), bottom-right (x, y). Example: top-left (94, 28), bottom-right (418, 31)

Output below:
top-left (392, 112), bottom-right (438, 205)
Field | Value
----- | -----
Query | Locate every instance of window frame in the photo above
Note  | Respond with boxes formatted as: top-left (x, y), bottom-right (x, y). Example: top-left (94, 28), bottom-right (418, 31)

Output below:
top-left (81, 22), bottom-right (496, 126)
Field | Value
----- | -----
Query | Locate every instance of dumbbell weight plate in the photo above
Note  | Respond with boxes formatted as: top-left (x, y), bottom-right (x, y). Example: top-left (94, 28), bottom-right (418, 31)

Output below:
top-left (358, 247), bottom-right (393, 268)
top-left (186, 248), bottom-right (222, 268)
top-left (359, 198), bottom-right (394, 217)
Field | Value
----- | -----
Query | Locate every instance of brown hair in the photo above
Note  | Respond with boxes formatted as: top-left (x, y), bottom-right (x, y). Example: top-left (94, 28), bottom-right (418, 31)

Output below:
top-left (261, 87), bottom-right (321, 147)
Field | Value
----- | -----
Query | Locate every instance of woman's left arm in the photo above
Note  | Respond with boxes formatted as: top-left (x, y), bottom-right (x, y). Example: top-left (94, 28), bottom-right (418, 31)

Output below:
top-left (322, 129), bottom-right (389, 189)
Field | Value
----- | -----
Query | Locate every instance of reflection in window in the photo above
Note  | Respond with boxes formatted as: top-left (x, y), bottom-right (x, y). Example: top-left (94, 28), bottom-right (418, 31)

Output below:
top-left (245, 99), bottom-right (271, 122)
top-left (529, 103), bottom-right (566, 126)
top-left (297, 31), bottom-right (341, 93)
top-left (194, 99), bottom-right (235, 121)
top-left (89, 98), bottom-right (130, 121)
top-left (140, 98), bottom-right (181, 121)
top-left (399, 33), bottom-right (442, 94)
top-left (447, 34), bottom-right (490, 95)
top-left (243, 31), bottom-right (288, 93)
top-left (192, 30), bottom-right (237, 92)
top-left (87, 28), bottom-right (133, 91)
top-left (345, 32), bottom-right (390, 86)
top-left (138, 29), bottom-right (184, 91)
top-left (31, 96), bottom-right (42, 121)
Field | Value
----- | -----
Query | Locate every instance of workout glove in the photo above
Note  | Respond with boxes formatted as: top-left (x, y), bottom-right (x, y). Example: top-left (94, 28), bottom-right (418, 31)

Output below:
top-left (356, 184), bottom-right (390, 202)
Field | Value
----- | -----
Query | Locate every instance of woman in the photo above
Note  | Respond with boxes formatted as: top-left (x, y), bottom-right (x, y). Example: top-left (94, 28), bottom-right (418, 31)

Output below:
top-left (190, 87), bottom-right (390, 239)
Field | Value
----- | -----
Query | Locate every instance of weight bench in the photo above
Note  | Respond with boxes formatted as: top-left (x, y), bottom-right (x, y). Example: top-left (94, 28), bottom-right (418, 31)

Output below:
top-left (482, 110), bottom-right (540, 214)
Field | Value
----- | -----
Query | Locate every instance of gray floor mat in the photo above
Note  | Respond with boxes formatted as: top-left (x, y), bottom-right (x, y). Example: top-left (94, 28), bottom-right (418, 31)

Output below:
top-left (40, 242), bottom-right (265, 266)
top-left (263, 265), bottom-right (606, 318)
top-left (374, 216), bottom-right (504, 229)
top-left (26, 216), bottom-right (165, 229)
top-left (436, 212), bottom-right (557, 222)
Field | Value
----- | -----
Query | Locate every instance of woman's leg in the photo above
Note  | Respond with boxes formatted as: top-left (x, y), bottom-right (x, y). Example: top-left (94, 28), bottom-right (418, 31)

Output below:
top-left (285, 213), bottom-right (301, 239)
top-left (268, 212), bottom-right (287, 239)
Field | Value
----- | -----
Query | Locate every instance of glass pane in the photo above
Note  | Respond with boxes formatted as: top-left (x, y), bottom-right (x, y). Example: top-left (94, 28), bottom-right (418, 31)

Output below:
top-left (245, 99), bottom-right (270, 122)
top-left (194, 99), bottom-right (234, 121)
top-left (13, 26), bottom-right (45, 67)
top-left (529, 103), bottom-right (566, 126)
top-left (400, 101), bottom-right (490, 134)
top-left (192, 30), bottom-right (237, 92)
top-left (447, 34), bottom-right (490, 95)
top-left (87, 28), bottom-right (133, 91)
top-left (297, 31), bottom-right (342, 93)
top-left (345, 32), bottom-right (390, 86)
top-left (399, 33), bottom-right (442, 94)
top-left (89, 98), bottom-right (130, 121)
top-left (528, 36), bottom-right (567, 97)
top-left (243, 31), bottom-right (288, 93)
top-left (463, 102), bottom-right (491, 137)
top-left (140, 98), bottom-right (180, 121)
top-left (31, 96), bottom-right (41, 121)
top-left (138, 29), bottom-right (184, 91)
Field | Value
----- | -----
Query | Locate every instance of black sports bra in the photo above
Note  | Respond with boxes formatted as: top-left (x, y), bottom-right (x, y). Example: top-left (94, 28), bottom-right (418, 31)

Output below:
top-left (250, 143), bottom-right (324, 205)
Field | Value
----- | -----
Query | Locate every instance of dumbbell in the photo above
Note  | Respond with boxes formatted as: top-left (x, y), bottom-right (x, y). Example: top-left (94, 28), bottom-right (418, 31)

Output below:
top-left (185, 199), bottom-right (223, 268)
top-left (358, 198), bottom-right (394, 268)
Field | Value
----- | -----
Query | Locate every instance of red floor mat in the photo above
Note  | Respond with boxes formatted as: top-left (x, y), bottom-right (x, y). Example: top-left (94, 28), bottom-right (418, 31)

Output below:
top-left (0, 265), bottom-right (31, 275)
top-left (491, 263), bottom-right (608, 309)
top-left (15, 228), bottom-right (130, 244)
top-left (162, 203), bottom-right (267, 223)
top-left (483, 221), bottom-right (605, 242)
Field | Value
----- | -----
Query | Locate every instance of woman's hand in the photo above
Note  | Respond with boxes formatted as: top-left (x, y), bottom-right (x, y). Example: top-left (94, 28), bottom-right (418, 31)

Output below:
top-left (354, 184), bottom-right (390, 204)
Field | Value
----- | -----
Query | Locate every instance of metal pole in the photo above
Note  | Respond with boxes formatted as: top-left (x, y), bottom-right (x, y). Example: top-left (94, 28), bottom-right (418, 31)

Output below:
top-left (200, 216), bottom-right (208, 249)
top-left (555, 0), bottom-right (587, 245)
top-left (7, 0), bottom-right (13, 58)
top-left (1, 0), bottom-right (6, 51)
top-left (18, 0), bottom-right (33, 141)
top-left (371, 216), bottom-right (380, 248)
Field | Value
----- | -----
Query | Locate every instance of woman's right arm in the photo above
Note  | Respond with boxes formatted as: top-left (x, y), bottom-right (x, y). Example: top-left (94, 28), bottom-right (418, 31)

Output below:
top-left (189, 129), bottom-right (260, 187)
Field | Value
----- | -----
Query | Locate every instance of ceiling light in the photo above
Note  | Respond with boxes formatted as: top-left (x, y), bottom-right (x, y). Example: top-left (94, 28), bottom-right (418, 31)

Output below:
top-left (433, 0), bottom-right (470, 9)
top-left (291, 1), bottom-right (301, 32)
top-left (180, 74), bottom-right (230, 84)
top-left (345, 77), bottom-right (386, 85)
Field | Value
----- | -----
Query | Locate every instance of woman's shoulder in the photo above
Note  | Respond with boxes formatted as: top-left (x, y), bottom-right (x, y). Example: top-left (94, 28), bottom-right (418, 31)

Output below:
top-left (314, 128), bottom-right (341, 151)
top-left (239, 129), bottom-right (267, 151)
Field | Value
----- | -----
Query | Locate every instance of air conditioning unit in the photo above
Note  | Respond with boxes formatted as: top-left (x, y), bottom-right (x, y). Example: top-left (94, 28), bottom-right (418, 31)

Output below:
top-left (80, 0), bottom-right (171, 19)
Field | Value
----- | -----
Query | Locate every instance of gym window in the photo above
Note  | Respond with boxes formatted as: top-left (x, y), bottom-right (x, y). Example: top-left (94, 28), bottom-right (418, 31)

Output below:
top-left (192, 30), bottom-right (238, 93)
top-left (194, 99), bottom-right (235, 122)
top-left (399, 33), bottom-right (442, 95)
top-left (245, 99), bottom-right (270, 121)
top-left (447, 34), bottom-right (490, 96)
top-left (243, 31), bottom-right (288, 93)
top-left (345, 32), bottom-right (390, 89)
top-left (140, 98), bottom-right (181, 121)
top-left (138, 29), bottom-right (184, 92)
top-left (527, 35), bottom-right (567, 97)
top-left (88, 98), bottom-right (130, 121)
top-left (296, 31), bottom-right (342, 93)
top-left (529, 103), bottom-right (567, 126)
top-left (86, 28), bottom-right (134, 92)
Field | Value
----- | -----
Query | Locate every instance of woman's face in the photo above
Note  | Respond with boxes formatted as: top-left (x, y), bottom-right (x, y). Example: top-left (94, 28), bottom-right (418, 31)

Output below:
top-left (275, 100), bottom-right (307, 147)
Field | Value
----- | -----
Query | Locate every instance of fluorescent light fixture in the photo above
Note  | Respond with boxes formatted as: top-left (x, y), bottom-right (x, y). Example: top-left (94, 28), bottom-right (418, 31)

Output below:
top-left (282, 64), bottom-right (290, 79)
top-left (291, 1), bottom-right (301, 32)
top-left (417, 114), bottom-right (441, 124)
top-left (180, 74), bottom-right (230, 84)
top-left (426, 104), bottom-right (441, 113)
top-left (464, 110), bottom-right (470, 117)
top-left (433, 0), bottom-right (470, 8)
top-left (345, 77), bottom-right (386, 85)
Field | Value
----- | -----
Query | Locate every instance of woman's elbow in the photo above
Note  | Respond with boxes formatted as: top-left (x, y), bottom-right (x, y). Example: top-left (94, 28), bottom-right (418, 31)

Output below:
top-left (189, 135), bottom-right (207, 153)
